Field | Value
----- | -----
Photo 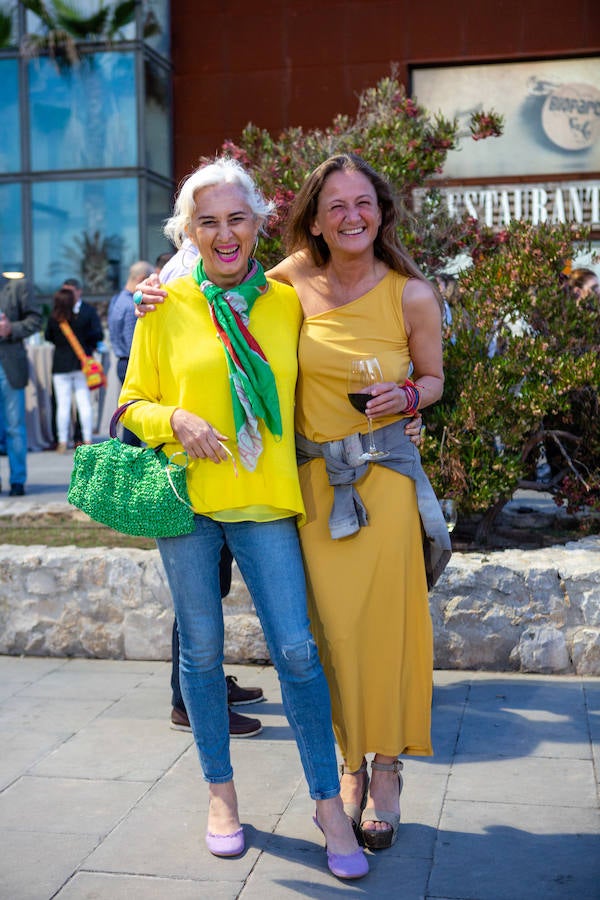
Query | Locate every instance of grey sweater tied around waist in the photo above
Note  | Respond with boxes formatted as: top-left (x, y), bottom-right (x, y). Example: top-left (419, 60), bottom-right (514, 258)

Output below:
top-left (295, 419), bottom-right (451, 588)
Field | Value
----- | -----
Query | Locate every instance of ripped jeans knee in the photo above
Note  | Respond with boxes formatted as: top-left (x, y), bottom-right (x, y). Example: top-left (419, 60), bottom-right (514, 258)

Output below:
top-left (278, 637), bottom-right (323, 683)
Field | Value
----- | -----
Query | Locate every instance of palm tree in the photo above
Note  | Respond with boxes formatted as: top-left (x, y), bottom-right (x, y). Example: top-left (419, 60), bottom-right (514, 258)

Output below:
top-left (0, 6), bottom-right (14, 48)
top-left (20, 0), bottom-right (160, 63)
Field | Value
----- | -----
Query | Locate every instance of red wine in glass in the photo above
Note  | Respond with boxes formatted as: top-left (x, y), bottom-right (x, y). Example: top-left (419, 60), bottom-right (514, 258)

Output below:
top-left (347, 357), bottom-right (389, 461)
top-left (348, 392), bottom-right (371, 414)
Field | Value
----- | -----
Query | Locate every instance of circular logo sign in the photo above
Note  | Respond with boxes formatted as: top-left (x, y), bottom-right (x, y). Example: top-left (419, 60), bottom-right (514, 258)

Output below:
top-left (541, 82), bottom-right (600, 151)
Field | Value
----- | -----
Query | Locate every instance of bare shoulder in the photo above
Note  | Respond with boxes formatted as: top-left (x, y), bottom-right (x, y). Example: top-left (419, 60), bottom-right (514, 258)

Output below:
top-left (402, 277), bottom-right (441, 314)
top-left (401, 277), bottom-right (442, 334)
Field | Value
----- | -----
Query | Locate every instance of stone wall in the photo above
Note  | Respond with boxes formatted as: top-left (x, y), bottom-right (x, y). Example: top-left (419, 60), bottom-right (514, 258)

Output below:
top-left (1, 536), bottom-right (598, 674)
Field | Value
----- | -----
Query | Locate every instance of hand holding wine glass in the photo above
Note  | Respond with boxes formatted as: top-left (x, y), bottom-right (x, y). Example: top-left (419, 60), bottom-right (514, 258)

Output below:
top-left (347, 357), bottom-right (390, 462)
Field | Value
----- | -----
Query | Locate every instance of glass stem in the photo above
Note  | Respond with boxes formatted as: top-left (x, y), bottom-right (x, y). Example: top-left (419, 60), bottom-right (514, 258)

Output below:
top-left (366, 416), bottom-right (377, 452)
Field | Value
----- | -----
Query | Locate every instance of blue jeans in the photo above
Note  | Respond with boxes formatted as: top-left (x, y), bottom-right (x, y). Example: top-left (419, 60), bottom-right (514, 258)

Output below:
top-left (171, 543), bottom-right (233, 710)
top-left (0, 363), bottom-right (26, 485)
top-left (157, 515), bottom-right (340, 800)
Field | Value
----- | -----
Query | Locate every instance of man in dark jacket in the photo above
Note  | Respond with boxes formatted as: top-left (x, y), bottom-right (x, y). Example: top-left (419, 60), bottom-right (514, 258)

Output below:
top-left (0, 275), bottom-right (42, 495)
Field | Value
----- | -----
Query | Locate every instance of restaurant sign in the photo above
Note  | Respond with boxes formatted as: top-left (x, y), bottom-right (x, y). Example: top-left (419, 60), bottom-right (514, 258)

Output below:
top-left (411, 59), bottom-right (600, 179)
top-left (414, 180), bottom-right (600, 230)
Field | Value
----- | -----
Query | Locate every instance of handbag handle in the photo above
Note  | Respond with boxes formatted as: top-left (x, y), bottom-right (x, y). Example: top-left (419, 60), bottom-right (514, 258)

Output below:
top-left (109, 399), bottom-right (166, 452)
top-left (109, 399), bottom-right (193, 510)
top-left (109, 399), bottom-right (145, 438)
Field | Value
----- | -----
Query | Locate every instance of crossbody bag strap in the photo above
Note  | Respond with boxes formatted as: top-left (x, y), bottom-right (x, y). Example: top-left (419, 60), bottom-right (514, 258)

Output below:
top-left (58, 320), bottom-right (88, 365)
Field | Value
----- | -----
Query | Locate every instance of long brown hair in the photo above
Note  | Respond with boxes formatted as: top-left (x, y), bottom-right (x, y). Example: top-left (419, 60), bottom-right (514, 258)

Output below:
top-left (284, 153), bottom-right (426, 282)
top-left (51, 287), bottom-right (76, 324)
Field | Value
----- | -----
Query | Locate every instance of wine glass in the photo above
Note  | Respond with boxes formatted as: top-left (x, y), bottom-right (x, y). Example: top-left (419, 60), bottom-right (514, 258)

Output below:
top-left (439, 499), bottom-right (458, 533)
top-left (347, 357), bottom-right (390, 462)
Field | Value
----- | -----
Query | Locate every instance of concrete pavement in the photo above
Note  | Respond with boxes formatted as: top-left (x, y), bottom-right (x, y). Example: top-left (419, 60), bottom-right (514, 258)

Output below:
top-left (0, 451), bottom-right (599, 897)
top-left (0, 659), bottom-right (598, 899)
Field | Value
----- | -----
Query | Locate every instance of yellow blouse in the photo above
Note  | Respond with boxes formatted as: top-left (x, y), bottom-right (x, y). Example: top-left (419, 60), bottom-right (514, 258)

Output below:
top-left (120, 274), bottom-right (305, 523)
top-left (295, 270), bottom-right (411, 442)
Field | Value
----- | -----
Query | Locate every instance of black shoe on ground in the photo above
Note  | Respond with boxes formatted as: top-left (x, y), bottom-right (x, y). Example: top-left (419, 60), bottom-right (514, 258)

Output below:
top-left (170, 705), bottom-right (263, 738)
top-left (9, 483), bottom-right (25, 496)
top-left (228, 708), bottom-right (262, 738)
top-left (226, 674), bottom-right (264, 706)
top-left (170, 706), bottom-right (192, 732)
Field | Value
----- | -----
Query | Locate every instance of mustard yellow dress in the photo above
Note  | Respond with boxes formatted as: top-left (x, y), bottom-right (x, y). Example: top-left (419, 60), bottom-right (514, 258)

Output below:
top-left (295, 271), bottom-right (433, 770)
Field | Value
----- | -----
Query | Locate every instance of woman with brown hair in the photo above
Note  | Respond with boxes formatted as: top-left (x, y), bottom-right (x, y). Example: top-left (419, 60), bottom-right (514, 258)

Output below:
top-left (269, 154), bottom-right (449, 849)
top-left (45, 285), bottom-right (102, 451)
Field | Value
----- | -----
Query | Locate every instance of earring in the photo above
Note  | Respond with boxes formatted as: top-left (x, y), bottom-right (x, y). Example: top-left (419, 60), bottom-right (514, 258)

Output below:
top-left (252, 236), bottom-right (259, 258)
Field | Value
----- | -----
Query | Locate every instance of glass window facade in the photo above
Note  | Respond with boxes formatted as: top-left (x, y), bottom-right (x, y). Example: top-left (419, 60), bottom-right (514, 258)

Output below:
top-left (29, 53), bottom-right (137, 171)
top-left (32, 179), bottom-right (139, 296)
top-left (146, 180), bottom-right (174, 266)
top-left (145, 58), bottom-right (171, 177)
top-left (1, 14), bottom-right (173, 299)
top-left (0, 59), bottom-right (20, 173)
top-left (0, 183), bottom-right (23, 274)
top-left (145, 0), bottom-right (171, 58)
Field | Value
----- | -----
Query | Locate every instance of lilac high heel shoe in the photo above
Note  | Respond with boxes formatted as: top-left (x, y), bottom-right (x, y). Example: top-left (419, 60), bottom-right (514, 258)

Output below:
top-left (205, 826), bottom-right (245, 857)
top-left (313, 815), bottom-right (369, 880)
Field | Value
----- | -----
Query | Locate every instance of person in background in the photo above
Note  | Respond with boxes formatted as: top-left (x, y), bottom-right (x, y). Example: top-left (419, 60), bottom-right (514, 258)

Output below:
top-left (169, 545), bottom-right (265, 738)
top-left (155, 250), bottom-right (176, 272)
top-left (0, 274), bottom-right (42, 495)
top-left (61, 278), bottom-right (106, 444)
top-left (45, 285), bottom-right (103, 451)
top-left (567, 267), bottom-right (600, 303)
top-left (108, 261), bottom-right (155, 446)
top-left (0, 406), bottom-right (6, 454)
top-left (121, 158), bottom-right (368, 877)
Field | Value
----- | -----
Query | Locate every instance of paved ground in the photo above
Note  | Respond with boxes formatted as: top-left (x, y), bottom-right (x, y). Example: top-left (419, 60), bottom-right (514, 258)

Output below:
top-left (0, 450), bottom-right (599, 898)
top-left (0, 659), bottom-right (598, 899)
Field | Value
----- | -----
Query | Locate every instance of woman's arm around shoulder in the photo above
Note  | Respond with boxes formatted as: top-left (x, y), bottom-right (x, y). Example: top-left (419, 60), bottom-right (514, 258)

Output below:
top-left (267, 249), bottom-right (313, 286)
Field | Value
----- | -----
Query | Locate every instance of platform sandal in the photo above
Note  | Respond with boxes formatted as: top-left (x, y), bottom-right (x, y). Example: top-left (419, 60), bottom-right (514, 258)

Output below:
top-left (339, 760), bottom-right (369, 840)
top-left (360, 758), bottom-right (403, 850)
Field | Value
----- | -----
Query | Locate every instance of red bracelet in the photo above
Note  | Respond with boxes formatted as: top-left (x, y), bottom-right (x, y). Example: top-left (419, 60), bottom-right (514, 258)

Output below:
top-left (401, 378), bottom-right (420, 416)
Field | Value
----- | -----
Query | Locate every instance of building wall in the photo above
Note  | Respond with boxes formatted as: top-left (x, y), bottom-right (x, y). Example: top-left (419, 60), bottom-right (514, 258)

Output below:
top-left (170, 0), bottom-right (599, 181)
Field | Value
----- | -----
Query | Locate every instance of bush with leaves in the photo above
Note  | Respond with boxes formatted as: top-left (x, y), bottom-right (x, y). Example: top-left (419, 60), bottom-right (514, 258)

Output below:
top-left (217, 71), bottom-right (463, 269)
top-left (420, 221), bottom-right (600, 536)
top-left (215, 72), bottom-right (598, 534)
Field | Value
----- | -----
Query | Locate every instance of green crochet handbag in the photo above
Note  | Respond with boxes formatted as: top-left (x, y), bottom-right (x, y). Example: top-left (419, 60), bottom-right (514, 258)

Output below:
top-left (68, 400), bottom-right (195, 538)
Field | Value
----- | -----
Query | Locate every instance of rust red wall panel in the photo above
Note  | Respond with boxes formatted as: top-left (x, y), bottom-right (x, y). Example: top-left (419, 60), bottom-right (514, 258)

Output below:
top-left (171, 0), bottom-right (599, 183)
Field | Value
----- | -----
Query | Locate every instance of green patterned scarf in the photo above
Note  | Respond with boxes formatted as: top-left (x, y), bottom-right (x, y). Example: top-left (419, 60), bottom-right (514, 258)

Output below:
top-left (192, 257), bottom-right (281, 471)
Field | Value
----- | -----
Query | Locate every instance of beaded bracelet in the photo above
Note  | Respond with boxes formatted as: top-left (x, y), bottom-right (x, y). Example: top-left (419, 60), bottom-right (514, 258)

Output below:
top-left (402, 378), bottom-right (420, 416)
